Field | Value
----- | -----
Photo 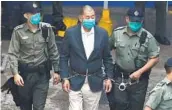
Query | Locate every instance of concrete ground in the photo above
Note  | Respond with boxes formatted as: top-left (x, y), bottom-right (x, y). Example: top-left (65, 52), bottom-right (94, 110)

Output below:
top-left (1, 6), bottom-right (172, 110)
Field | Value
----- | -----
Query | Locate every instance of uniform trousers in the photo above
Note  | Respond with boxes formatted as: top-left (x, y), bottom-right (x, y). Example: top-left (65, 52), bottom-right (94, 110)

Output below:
top-left (18, 68), bottom-right (49, 110)
top-left (107, 77), bottom-right (148, 110)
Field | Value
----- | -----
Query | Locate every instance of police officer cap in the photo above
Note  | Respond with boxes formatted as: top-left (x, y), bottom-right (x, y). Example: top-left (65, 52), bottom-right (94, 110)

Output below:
top-left (22, 2), bottom-right (40, 14)
top-left (165, 57), bottom-right (172, 67)
top-left (127, 8), bottom-right (144, 22)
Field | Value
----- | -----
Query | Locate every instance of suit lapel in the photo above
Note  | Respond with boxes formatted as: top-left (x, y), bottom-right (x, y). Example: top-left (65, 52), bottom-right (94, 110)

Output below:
top-left (88, 26), bottom-right (100, 61)
top-left (75, 24), bottom-right (87, 60)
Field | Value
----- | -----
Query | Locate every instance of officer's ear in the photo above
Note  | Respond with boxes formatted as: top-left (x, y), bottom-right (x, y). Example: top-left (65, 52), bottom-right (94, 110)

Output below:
top-left (78, 15), bottom-right (83, 23)
top-left (24, 13), bottom-right (32, 20)
top-left (125, 16), bottom-right (130, 23)
top-left (24, 13), bottom-right (28, 19)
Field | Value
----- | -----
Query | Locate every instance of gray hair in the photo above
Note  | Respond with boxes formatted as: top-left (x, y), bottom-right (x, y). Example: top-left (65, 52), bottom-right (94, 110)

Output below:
top-left (80, 5), bottom-right (95, 15)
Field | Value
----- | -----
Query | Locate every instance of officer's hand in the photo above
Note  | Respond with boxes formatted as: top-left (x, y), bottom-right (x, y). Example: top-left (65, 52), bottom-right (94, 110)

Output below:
top-left (63, 79), bottom-right (70, 93)
top-left (104, 79), bottom-right (112, 93)
top-left (53, 73), bottom-right (61, 85)
top-left (129, 70), bottom-right (142, 80)
top-left (14, 73), bottom-right (24, 86)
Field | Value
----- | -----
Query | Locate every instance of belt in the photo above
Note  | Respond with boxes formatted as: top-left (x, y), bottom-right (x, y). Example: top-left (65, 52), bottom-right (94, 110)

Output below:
top-left (111, 64), bottom-right (150, 91)
top-left (114, 64), bottom-right (133, 77)
top-left (110, 73), bottom-right (139, 91)
top-left (114, 64), bottom-right (149, 79)
top-left (18, 61), bottom-right (48, 73)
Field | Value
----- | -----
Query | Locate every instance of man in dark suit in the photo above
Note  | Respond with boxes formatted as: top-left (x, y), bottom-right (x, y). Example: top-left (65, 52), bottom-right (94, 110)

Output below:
top-left (60, 5), bottom-right (114, 110)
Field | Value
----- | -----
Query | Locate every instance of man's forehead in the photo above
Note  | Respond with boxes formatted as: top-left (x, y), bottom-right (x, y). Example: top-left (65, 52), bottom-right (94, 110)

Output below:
top-left (83, 9), bottom-right (95, 16)
top-left (25, 12), bottom-right (35, 15)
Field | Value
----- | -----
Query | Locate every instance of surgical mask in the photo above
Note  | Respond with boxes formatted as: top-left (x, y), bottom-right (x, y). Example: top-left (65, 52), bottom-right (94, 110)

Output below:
top-left (82, 19), bottom-right (95, 30)
top-left (30, 13), bottom-right (41, 25)
top-left (128, 22), bottom-right (142, 32)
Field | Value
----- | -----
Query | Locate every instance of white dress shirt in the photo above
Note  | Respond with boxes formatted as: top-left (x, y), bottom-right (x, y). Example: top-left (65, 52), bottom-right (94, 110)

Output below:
top-left (81, 26), bottom-right (95, 60)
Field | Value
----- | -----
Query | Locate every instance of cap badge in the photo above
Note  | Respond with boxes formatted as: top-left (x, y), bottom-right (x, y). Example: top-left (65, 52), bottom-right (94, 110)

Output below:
top-left (134, 11), bottom-right (139, 16)
top-left (33, 3), bottom-right (37, 8)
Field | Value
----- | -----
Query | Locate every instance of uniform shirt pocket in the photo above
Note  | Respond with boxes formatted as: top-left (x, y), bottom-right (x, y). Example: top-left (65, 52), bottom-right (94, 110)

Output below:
top-left (37, 35), bottom-right (46, 43)
top-left (163, 93), bottom-right (172, 101)
top-left (20, 36), bottom-right (33, 51)
top-left (131, 43), bottom-right (147, 57)
top-left (116, 42), bottom-right (126, 56)
top-left (20, 36), bottom-right (32, 44)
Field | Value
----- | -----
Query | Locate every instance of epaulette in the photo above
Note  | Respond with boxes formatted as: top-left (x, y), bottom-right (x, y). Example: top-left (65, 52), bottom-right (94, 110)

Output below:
top-left (141, 28), bottom-right (152, 39)
top-left (39, 22), bottom-right (51, 28)
top-left (113, 26), bottom-right (125, 31)
top-left (156, 81), bottom-right (166, 87)
top-left (14, 24), bottom-right (24, 30)
top-left (149, 81), bottom-right (165, 94)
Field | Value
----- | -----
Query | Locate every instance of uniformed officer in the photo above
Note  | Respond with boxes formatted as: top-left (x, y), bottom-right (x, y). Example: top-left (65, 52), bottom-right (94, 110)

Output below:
top-left (144, 57), bottom-right (172, 110)
top-left (8, 2), bottom-right (60, 110)
top-left (107, 8), bottom-right (160, 110)
top-left (1, 1), bottom-right (41, 40)
top-left (135, 1), bottom-right (171, 45)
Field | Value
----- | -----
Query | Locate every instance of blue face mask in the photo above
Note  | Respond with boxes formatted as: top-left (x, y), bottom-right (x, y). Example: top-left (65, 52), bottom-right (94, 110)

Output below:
top-left (82, 19), bottom-right (95, 30)
top-left (30, 13), bottom-right (41, 25)
top-left (128, 22), bottom-right (142, 32)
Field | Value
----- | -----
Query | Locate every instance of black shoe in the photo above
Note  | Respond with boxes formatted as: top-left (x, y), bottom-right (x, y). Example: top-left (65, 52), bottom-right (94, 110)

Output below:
top-left (154, 35), bottom-right (171, 45)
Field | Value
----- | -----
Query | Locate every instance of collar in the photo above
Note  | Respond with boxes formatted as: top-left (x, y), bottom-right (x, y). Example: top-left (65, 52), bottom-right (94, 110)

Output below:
top-left (24, 23), bottom-right (41, 32)
top-left (123, 26), bottom-right (143, 37)
top-left (81, 26), bottom-right (94, 35)
top-left (164, 77), bottom-right (172, 85)
top-left (24, 23), bottom-right (29, 31)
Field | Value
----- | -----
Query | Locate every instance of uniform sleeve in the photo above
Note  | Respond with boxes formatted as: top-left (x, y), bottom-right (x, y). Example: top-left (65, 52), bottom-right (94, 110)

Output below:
top-left (109, 31), bottom-right (116, 50)
top-left (147, 36), bottom-right (160, 58)
top-left (48, 27), bottom-right (60, 72)
top-left (145, 87), bottom-right (164, 109)
top-left (8, 30), bottom-right (20, 75)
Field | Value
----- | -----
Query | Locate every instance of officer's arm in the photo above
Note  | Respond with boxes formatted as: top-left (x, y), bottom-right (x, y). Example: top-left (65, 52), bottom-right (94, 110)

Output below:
top-left (8, 30), bottom-right (20, 75)
top-left (144, 106), bottom-right (152, 110)
top-left (59, 30), bottom-right (70, 79)
top-left (138, 36), bottom-right (160, 74)
top-left (103, 31), bottom-right (114, 79)
top-left (48, 26), bottom-right (60, 73)
top-left (145, 87), bottom-right (163, 110)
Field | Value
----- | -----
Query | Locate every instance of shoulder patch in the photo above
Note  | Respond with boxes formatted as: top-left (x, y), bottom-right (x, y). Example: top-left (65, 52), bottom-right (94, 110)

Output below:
top-left (157, 80), bottom-right (166, 87)
top-left (149, 80), bottom-right (166, 93)
top-left (149, 82), bottom-right (164, 94)
top-left (114, 26), bottom-right (125, 31)
top-left (149, 86), bottom-right (163, 96)
top-left (14, 24), bottom-right (24, 30)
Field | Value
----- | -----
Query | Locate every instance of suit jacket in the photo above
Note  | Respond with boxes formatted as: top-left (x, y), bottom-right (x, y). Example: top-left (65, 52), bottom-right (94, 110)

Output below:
top-left (60, 24), bottom-right (114, 92)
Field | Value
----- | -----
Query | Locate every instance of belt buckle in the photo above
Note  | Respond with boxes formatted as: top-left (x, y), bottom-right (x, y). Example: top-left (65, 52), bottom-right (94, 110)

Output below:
top-left (128, 78), bottom-right (139, 85)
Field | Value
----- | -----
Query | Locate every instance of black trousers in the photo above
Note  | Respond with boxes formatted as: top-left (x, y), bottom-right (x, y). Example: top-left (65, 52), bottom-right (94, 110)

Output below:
top-left (18, 68), bottom-right (49, 110)
top-left (107, 78), bottom-right (148, 110)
